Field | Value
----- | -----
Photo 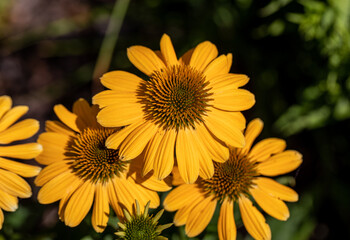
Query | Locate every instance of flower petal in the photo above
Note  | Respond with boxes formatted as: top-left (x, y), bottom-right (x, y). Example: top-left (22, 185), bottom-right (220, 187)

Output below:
top-left (0, 106), bottom-right (28, 132)
top-left (0, 188), bottom-right (18, 212)
top-left (185, 196), bottom-right (217, 237)
top-left (92, 183), bottom-right (110, 233)
top-left (218, 199), bottom-right (236, 240)
top-left (189, 41), bottom-right (218, 72)
top-left (64, 181), bottom-right (95, 227)
top-left (0, 119), bottom-right (39, 144)
top-left (0, 208), bottom-right (3, 229)
top-left (257, 150), bottom-right (303, 176)
top-left (0, 143), bottom-right (42, 160)
top-left (34, 161), bottom-right (70, 186)
top-left (144, 129), bottom-right (176, 180)
top-left (53, 104), bottom-right (80, 132)
top-left (0, 169), bottom-right (31, 198)
top-left (36, 132), bottom-right (70, 165)
top-left (98, 70), bottom-right (143, 92)
top-left (127, 46), bottom-right (166, 76)
top-left (160, 34), bottom-right (178, 66)
top-left (0, 96), bottom-right (12, 119)
top-left (204, 107), bottom-right (245, 148)
top-left (173, 191), bottom-right (205, 226)
top-left (254, 177), bottom-right (298, 202)
top-left (107, 179), bottom-right (123, 218)
top-left (45, 120), bottom-right (75, 137)
top-left (176, 128), bottom-right (200, 184)
top-left (248, 138), bottom-right (286, 162)
top-left (238, 195), bottom-right (271, 240)
top-left (239, 118), bottom-right (263, 156)
top-left (179, 48), bottom-right (194, 65)
top-left (96, 101), bottom-right (143, 127)
top-left (163, 184), bottom-right (202, 211)
top-left (204, 54), bottom-right (232, 80)
top-left (118, 121), bottom-right (158, 160)
top-left (37, 171), bottom-right (82, 204)
top-left (0, 157), bottom-right (41, 177)
top-left (212, 88), bottom-right (255, 112)
top-left (250, 186), bottom-right (290, 221)
top-left (72, 98), bottom-right (99, 129)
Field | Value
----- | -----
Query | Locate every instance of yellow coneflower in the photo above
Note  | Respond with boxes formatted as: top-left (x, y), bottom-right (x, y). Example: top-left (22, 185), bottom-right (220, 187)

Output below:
top-left (164, 118), bottom-right (302, 240)
top-left (34, 98), bottom-right (171, 232)
top-left (93, 34), bottom-right (255, 184)
top-left (115, 200), bottom-right (172, 240)
top-left (0, 95), bottom-right (42, 229)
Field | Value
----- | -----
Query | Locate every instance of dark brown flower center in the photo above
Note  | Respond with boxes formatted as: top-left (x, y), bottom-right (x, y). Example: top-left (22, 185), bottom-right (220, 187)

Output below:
top-left (201, 149), bottom-right (258, 201)
top-left (138, 65), bottom-right (212, 130)
top-left (65, 128), bottom-right (127, 183)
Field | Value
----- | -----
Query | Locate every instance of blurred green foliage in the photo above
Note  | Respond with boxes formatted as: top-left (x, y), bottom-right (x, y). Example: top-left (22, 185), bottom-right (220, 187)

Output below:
top-left (1, 0), bottom-right (350, 239)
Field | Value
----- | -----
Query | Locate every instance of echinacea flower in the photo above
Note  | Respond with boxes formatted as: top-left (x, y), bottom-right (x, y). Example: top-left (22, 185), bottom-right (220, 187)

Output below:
top-left (164, 118), bottom-right (302, 240)
top-left (115, 200), bottom-right (172, 240)
top-left (93, 34), bottom-right (255, 183)
top-left (0, 95), bottom-right (42, 229)
top-left (34, 98), bottom-right (171, 232)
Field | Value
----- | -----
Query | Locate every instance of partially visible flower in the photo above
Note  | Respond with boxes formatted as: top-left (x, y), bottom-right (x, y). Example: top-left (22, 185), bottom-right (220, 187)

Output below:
top-left (0, 95), bottom-right (42, 229)
top-left (34, 98), bottom-right (171, 232)
top-left (93, 33), bottom-right (255, 184)
top-left (115, 200), bottom-right (172, 240)
top-left (164, 118), bottom-right (302, 240)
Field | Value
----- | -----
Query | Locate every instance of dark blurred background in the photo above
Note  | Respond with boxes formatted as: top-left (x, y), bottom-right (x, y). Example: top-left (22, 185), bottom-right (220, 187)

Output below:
top-left (0, 0), bottom-right (349, 239)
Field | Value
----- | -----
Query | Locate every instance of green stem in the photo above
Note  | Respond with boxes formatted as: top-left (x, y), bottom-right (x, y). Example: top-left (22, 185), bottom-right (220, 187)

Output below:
top-left (92, 0), bottom-right (130, 93)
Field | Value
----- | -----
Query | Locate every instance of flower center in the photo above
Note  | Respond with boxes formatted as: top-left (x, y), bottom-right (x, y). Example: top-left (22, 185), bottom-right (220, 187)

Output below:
top-left (201, 150), bottom-right (258, 201)
top-left (139, 65), bottom-right (213, 130)
top-left (65, 128), bottom-right (126, 183)
top-left (124, 215), bottom-right (158, 240)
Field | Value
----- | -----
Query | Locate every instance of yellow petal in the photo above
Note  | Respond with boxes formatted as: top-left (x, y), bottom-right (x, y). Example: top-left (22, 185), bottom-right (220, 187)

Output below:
top-left (239, 118), bottom-right (263, 156)
top-left (126, 179), bottom-right (160, 209)
top-left (204, 54), bottom-right (232, 80)
top-left (64, 181), bottom-right (95, 227)
top-left (144, 129), bottom-right (176, 180)
top-left (36, 132), bottom-right (70, 165)
top-left (185, 196), bottom-right (217, 237)
top-left (238, 195), bottom-right (271, 240)
top-left (119, 121), bottom-right (158, 160)
top-left (107, 179), bottom-right (123, 218)
top-left (208, 74), bottom-right (250, 93)
top-left (175, 128), bottom-right (200, 184)
top-left (248, 138), bottom-right (286, 162)
top-left (96, 101), bottom-right (143, 127)
top-left (204, 107), bottom-right (245, 148)
top-left (160, 34), bottom-right (178, 66)
top-left (73, 98), bottom-right (99, 129)
top-left (0, 106), bottom-right (28, 132)
top-left (129, 170), bottom-right (172, 192)
top-left (163, 184), bottom-right (202, 211)
top-left (189, 41), bottom-right (218, 72)
top-left (0, 208), bottom-right (3, 229)
top-left (196, 124), bottom-right (229, 163)
top-left (93, 90), bottom-right (138, 108)
top-left (171, 166), bottom-right (186, 186)
top-left (35, 161), bottom-right (70, 186)
top-left (250, 186), bottom-right (290, 221)
top-left (92, 183), bottom-right (110, 233)
top-left (0, 157), bottom-right (41, 177)
top-left (105, 119), bottom-right (144, 150)
top-left (0, 119), bottom-right (39, 144)
top-left (0, 95), bottom-right (12, 119)
top-left (45, 120), bottom-right (75, 137)
top-left (212, 88), bottom-right (255, 112)
top-left (258, 150), bottom-right (303, 176)
top-left (179, 48), bottom-right (194, 65)
top-left (0, 143), bottom-right (42, 159)
top-left (254, 177), bottom-right (298, 202)
top-left (37, 171), bottom-right (82, 204)
top-left (0, 188), bottom-right (18, 212)
top-left (0, 169), bottom-right (31, 198)
top-left (218, 199), bottom-right (236, 240)
top-left (127, 46), bottom-right (166, 76)
top-left (98, 70), bottom-right (143, 92)
top-left (112, 178), bottom-right (136, 214)
top-left (53, 104), bottom-right (80, 132)
top-left (173, 191), bottom-right (205, 226)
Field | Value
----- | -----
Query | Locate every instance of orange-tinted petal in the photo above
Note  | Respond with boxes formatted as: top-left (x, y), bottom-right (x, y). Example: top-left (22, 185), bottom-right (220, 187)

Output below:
top-left (0, 119), bottom-right (39, 144)
top-left (218, 199), bottom-right (236, 240)
top-left (0, 106), bottom-right (28, 132)
top-left (160, 34), bottom-right (178, 66)
top-left (0, 143), bottom-right (42, 160)
top-left (248, 138), bottom-right (286, 162)
top-left (163, 184), bottom-right (202, 211)
top-left (92, 183), bottom-right (110, 233)
top-left (0, 169), bottom-right (31, 198)
top-left (189, 41), bottom-right (218, 72)
top-left (0, 157), bottom-right (41, 177)
top-left (98, 70), bottom-right (143, 92)
top-left (254, 177), bottom-right (298, 202)
top-left (0, 96), bottom-right (12, 119)
top-left (204, 54), bottom-right (232, 80)
top-left (212, 88), bottom-right (255, 112)
top-left (53, 104), bottom-right (79, 132)
top-left (239, 118), bottom-right (263, 156)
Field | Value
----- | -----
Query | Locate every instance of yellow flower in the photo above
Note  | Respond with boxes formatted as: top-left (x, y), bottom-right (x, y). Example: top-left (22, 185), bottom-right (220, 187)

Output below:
top-left (0, 95), bottom-right (42, 229)
top-left (164, 118), bottom-right (302, 240)
top-left (93, 34), bottom-right (255, 184)
top-left (34, 98), bottom-right (171, 233)
top-left (115, 200), bottom-right (172, 240)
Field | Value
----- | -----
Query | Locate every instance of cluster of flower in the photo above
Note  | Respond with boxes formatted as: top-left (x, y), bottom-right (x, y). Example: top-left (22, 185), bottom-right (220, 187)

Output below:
top-left (0, 34), bottom-right (302, 240)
